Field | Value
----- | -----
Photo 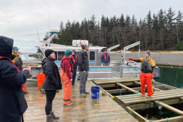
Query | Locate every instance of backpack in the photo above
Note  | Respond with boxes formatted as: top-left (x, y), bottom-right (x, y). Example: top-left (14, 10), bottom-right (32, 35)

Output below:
top-left (15, 56), bottom-right (23, 66)
top-left (154, 66), bottom-right (161, 80)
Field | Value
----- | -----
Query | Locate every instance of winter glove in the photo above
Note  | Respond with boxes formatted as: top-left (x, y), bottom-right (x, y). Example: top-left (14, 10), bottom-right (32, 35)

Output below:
top-left (152, 71), bottom-right (155, 79)
top-left (128, 58), bottom-right (135, 61)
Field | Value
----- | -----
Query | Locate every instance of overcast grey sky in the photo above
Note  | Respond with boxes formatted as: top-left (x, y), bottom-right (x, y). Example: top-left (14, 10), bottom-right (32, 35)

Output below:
top-left (0, 0), bottom-right (183, 53)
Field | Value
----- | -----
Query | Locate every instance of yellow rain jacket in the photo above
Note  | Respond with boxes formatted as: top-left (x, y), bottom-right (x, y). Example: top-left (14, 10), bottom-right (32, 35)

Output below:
top-left (12, 52), bottom-right (20, 63)
top-left (135, 57), bottom-right (155, 73)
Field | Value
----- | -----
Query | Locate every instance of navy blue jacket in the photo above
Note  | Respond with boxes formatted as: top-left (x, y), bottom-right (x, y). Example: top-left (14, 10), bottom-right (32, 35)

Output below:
top-left (101, 53), bottom-right (110, 63)
top-left (0, 36), bottom-right (29, 122)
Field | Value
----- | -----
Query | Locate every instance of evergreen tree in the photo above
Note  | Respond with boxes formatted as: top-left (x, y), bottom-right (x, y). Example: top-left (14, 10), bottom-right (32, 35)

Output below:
top-left (53, 8), bottom-right (183, 51)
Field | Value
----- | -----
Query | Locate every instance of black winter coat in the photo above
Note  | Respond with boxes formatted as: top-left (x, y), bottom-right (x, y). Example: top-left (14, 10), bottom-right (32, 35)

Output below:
top-left (42, 58), bottom-right (62, 90)
top-left (78, 50), bottom-right (89, 72)
top-left (0, 36), bottom-right (29, 122)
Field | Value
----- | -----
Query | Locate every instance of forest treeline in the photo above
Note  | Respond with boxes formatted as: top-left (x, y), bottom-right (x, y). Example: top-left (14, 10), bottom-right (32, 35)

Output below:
top-left (46, 7), bottom-right (183, 51)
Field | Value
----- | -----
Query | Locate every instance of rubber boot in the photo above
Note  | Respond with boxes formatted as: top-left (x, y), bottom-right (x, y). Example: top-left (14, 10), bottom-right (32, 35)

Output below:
top-left (50, 111), bottom-right (59, 119)
top-left (46, 114), bottom-right (58, 122)
top-left (64, 101), bottom-right (73, 106)
top-left (84, 91), bottom-right (90, 94)
top-left (80, 92), bottom-right (86, 97)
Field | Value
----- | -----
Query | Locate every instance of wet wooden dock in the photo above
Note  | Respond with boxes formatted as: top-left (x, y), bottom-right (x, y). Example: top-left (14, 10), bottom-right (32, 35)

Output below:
top-left (24, 81), bottom-right (137, 122)
top-left (94, 77), bottom-right (183, 122)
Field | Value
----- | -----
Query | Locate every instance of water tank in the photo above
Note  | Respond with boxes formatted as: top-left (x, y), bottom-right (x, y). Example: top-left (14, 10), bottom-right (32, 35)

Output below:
top-left (72, 40), bottom-right (89, 47)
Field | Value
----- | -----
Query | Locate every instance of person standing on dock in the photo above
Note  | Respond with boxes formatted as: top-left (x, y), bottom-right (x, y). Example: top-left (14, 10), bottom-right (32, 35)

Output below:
top-left (0, 36), bottom-right (31, 122)
top-left (78, 43), bottom-right (90, 97)
top-left (101, 49), bottom-right (110, 66)
top-left (128, 50), bottom-right (155, 98)
top-left (71, 50), bottom-right (78, 86)
top-left (12, 46), bottom-right (23, 71)
top-left (60, 49), bottom-right (73, 105)
top-left (42, 49), bottom-right (62, 122)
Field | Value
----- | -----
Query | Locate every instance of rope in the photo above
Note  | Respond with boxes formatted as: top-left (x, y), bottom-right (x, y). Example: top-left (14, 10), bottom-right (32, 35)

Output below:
top-left (136, 87), bottom-right (138, 91)
top-left (120, 89), bottom-right (122, 95)
top-left (111, 96), bottom-right (115, 99)
top-left (101, 91), bottom-right (106, 95)
top-left (116, 83), bottom-right (120, 89)
top-left (155, 101), bottom-right (162, 107)
top-left (149, 120), bottom-right (153, 122)
top-left (165, 85), bottom-right (167, 90)
top-left (165, 118), bottom-right (170, 122)
top-left (135, 91), bottom-right (139, 94)
top-left (130, 109), bottom-right (133, 115)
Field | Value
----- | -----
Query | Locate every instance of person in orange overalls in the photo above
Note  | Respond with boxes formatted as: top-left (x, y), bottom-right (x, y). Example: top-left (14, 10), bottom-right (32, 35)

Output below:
top-left (128, 50), bottom-right (155, 98)
top-left (60, 49), bottom-right (73, 105)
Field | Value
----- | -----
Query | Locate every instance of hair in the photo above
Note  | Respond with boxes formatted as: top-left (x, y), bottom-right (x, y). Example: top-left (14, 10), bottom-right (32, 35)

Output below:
top-left (42, 58), bottom-right (46, 62)
top-left (80, 43), bottom-right (88, 50)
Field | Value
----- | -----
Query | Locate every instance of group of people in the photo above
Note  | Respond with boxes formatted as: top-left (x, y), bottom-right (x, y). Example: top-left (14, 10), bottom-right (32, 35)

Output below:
top-left (0, 35), bottom-right (156, 122)
top-left (41, 43), bottom-right (90, 122)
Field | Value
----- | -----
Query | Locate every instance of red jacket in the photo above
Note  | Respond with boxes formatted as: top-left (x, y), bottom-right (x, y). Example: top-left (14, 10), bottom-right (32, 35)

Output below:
top-left (61, 56), bottom-right (73, 79)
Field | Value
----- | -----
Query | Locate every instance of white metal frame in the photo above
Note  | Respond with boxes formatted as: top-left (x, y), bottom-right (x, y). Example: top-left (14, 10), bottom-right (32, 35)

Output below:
top-left (123, 41), bottom-right (140, 64)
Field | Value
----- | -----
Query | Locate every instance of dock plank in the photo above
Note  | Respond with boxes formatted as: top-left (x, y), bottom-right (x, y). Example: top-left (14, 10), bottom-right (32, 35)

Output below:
top-left (24, 81), bottom-right (137, 122)
top-left (94, 77), bottom-right (140, 84)
top-left (117, 89), bottom-right (183, 105)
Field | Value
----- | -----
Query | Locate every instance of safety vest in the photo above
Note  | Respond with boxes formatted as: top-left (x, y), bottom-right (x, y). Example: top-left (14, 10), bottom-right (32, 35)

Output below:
top-left (72, 55), bottom-right (77, 64)
top-left (0, 56), bottom-right (23, 90)
top-left (141, 58), bottom-right (152, 72)
top-left (104, 53), bottom-right (109, 59)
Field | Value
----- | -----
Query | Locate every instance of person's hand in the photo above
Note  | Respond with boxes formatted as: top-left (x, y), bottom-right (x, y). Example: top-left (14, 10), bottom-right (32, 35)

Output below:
top-left (83, 71), bottom-right (85, 72)
top-left (128, 58), bottom-right (135, 61)
top-left (25, 66), bottom-right (31, 74)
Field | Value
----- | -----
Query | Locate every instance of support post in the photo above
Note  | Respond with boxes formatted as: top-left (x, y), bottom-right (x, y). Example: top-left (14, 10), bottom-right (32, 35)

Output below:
top-left (155, 101), bottom-right (183, 115)
top-left (120, 65), bottom-right (123, 78)
top-left (116, 83), bottom-right (138, 93)
top-left (126, 106), bottom-right (149, 122)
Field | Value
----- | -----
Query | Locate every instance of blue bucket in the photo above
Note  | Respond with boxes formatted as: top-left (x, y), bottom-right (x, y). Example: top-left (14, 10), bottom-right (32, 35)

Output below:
top-left (91, 86), bottom-right (100, 99)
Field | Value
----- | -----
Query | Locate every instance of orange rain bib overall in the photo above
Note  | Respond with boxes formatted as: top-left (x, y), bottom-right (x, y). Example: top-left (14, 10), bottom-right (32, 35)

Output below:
top-left (60, 68), bottom-right (72, 105)
top-left (140, 72), bottom-right (154, 96)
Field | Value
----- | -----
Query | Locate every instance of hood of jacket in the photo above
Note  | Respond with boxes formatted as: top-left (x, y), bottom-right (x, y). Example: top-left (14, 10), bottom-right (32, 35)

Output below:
top-left (42, 57), bottom-right (55, 67)
top-left (0, 36), bottom-right (14, 59)
top-left (61, 56), bottom-right (69, 63)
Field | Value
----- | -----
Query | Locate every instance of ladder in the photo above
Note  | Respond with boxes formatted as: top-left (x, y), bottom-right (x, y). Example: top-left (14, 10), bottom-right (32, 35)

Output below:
top-left (107, 44), bottom-right (120, 52)
top-left (123, 41), bottom-right (140, 63)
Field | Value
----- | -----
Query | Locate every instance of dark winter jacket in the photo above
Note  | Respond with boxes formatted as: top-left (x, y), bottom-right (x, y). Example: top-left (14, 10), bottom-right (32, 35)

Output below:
top-left (101, 53), bottom-right (110, 63)
top-left (42, 57), bottom-right (62, 90)
top-left (78, 50), bottom-right (89, 72)
top-left (71, 54), bottom-right (78, 69)
top-left (0, 36), bottom-right (29, 122)
top-left (61, 56), bottom-right (73, 79)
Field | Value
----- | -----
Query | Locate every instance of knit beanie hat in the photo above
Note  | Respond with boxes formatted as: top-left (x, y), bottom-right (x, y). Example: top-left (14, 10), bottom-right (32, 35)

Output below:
top-left (45, 49), bottom-right (54, 57)
top-left (65, 49), bottom-right (72, 56)
top-left (146, 50), bottom-right (150, 56)
top-left (72, 50), bottom-right (76, 54)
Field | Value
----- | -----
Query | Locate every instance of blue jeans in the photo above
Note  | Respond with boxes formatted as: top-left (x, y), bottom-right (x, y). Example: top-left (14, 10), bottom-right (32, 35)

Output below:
top-left (72, 68), bottom-right (77, 85)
